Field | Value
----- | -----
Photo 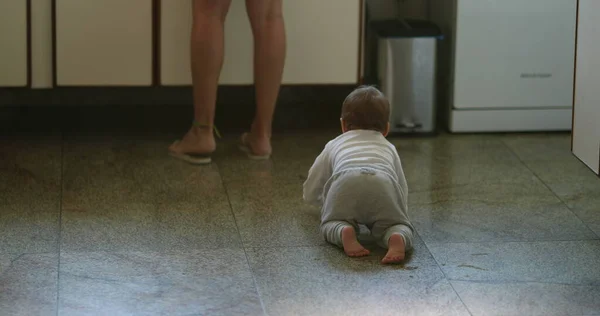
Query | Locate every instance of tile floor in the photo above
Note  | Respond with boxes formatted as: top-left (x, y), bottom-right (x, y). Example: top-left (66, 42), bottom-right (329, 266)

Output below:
top-left (1, 130), bottom-right (599, 316)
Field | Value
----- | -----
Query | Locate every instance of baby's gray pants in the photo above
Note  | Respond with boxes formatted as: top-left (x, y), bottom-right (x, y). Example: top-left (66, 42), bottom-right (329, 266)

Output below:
top-left (321, 168), bottom-right (414, 250)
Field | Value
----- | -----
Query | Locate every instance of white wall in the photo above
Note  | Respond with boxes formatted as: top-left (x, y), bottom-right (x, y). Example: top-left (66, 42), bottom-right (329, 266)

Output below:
top-left (572, 0), bottom-right (600, 174)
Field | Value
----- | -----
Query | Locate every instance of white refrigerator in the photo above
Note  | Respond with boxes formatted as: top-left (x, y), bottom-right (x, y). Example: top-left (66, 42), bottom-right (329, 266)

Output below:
top-left (430, 0), bottom-right (577, 132)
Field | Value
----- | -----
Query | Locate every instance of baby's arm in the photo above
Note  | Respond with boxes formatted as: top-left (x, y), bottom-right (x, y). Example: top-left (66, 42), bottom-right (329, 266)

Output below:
top-left (303, 144), bottom-right (332, 206)
top-left (392, 148), bottom-right (409, 201)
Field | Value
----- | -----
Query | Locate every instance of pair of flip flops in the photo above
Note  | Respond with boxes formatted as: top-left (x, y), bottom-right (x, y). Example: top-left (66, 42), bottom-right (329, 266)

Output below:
top-left (169, 132), bottom-right (270, 165)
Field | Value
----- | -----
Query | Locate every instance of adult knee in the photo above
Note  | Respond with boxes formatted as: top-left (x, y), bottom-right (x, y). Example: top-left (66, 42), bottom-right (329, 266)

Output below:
top-left (193, 0), bottom-right (231, 22)
top-left (246, 0), bottom-right (284, 29)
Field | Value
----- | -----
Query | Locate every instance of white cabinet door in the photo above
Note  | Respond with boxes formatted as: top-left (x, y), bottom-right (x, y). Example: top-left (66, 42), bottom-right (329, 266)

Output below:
top-left (283, 0), bottom-right (360, 84)
top-left (573, 0), bottom-right (600, 175)
top-left (55, 0), bottom-right (153, 86)
top-left (160, 0), bottom-right (360, 85)
top-left (0, 0), bottom-right (28, 87)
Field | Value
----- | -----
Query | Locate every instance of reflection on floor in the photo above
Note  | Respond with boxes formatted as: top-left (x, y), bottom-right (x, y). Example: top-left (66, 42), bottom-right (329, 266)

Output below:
top-left (1, 130), bottom-right (599, 316)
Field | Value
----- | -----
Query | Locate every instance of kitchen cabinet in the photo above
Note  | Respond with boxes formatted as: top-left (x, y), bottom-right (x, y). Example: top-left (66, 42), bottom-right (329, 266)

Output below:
top-left (160, 0), bottom-right (361, 85)
top-left (572, 0), bottom-right (600, 175)
top-left (0, 0), bottom-right (28, 87)
top-left (54, 0), bottom-right (153, 86)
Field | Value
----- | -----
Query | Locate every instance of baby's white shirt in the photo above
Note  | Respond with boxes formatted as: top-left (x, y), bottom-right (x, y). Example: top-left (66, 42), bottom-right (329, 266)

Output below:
top-left (302, 130), bottom-right (408, 207)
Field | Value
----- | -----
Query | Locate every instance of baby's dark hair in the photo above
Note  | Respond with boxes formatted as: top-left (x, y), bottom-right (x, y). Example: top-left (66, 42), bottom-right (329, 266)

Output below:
top-left (341, 85), bottom-right (390, 132)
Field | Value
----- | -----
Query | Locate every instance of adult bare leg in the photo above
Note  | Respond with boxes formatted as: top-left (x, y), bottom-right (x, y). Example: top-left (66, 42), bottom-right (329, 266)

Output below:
top-left (242, 0), bottom-right (286, 157)
top-left (169, 0), bottom-right (232, 158)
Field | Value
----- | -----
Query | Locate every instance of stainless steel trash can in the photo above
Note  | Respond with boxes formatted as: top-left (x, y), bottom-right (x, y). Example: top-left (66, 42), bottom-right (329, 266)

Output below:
top-left (372, 19), bottom-right (442, 134)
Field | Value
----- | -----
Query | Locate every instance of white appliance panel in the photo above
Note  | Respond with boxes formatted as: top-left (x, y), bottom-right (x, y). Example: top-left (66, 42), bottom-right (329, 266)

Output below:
top-left (453, 0), bottom-right (576, 109)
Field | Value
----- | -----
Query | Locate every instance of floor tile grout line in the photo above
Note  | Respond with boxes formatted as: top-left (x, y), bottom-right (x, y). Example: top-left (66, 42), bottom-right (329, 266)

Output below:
top-left (445, 278), bottom-right (600, 287)
top-left (232, 236), bottom-right (598, 250)
top-left (55, 131), bottom-right (64, 316)
top-left (423, 238), bottom-right (600, 246)
top-left (242, 245), bottom-right (329, 250)
top-left (414, 231), bottom-right (475, 316)
top-left (500, 139), bottom-right (600, 239)
top-left (215, 162), bottom-right (268, 316)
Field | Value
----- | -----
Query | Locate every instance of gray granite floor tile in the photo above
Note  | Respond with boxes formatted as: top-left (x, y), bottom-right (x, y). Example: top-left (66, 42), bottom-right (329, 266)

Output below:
top-left (272, 155), bottom-right (323, 186)
top-left (409, 178), bottom-right (558, 205)
top-left (428, 240), bottom-right (600, 285)
top-left (0, 252), bottom-right (58, 316)
top-left (0, 136), bottom-right (61, 253)
top-left (270, 130), bottom-right (338, 160)
top-left (408, 181), bottom-right (597, 243)
top-left (215, 133), bottom-right (328, 186)
top-left (393, 134), bottom-right (576, 197)
top-left (220, 163), bottom-right (323, 247)
top-left (401, 156), bottom-right (538, 192)
top-left (214, 143), bottom-right (279, 185)
top-left (411, 201), bottom-right (596, 243)
top-left (58, 249), bottom-right (263, 316)
top-left (246, 238), bottom-right (470, 316)
top-left (0, 203), bottom-right (61, 254)
top-left (451, 280), bottom-right (600, 316)
top-left (502, 133), bottom-right (573, 162)
top-left (213, 138), bottom-right (324, 247)
top-left (390, 136), bottom-right (522, 166)
top-left (61, 138), bottom-right (240, 252)
top-left (526, 158), bottom-right (600, 185)
top-left (0, 135), bottom-right (62, 204)
top-left (547, 181), bottom-right (600, 236)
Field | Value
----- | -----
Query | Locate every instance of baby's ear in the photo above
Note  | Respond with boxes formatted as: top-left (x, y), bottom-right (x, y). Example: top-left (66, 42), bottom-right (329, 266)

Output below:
top-left (383, 122), bottom-right (390, 137)
top-left (340, 118), bottom-right (348, 133)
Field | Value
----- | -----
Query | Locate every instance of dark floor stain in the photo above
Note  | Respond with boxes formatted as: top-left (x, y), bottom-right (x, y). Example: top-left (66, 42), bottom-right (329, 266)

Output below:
top-left (64, 207), bottom-right (87, 213)
top-left (471, 253), bottom-right (489, 256)
top-left (14, 165), bottom-right (37, 183)
top-left (458, 264), bottom-right (488, 271)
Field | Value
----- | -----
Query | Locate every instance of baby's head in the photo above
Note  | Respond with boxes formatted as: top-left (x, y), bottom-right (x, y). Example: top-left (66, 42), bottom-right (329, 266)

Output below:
top-left (340, 86), bottom-right (390, 135)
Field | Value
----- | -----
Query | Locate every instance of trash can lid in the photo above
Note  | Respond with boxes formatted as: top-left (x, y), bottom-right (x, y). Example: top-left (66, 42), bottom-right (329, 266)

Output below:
top-left (370, 19), bottom-right (442, 38)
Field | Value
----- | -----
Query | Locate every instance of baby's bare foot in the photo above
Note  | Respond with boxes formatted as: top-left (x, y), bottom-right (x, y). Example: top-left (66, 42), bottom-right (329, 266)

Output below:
top-left (382, 233), bottom-right (405, 264)
top-left (341, 226), bottom-right (370, 257)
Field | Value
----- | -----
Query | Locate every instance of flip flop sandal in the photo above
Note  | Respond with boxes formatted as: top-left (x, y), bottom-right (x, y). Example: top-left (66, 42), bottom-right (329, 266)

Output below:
top-left (239, 132), bottom-right (271, 160)
top-left (169, 122), bottom-right (221, 165)
top-left (168, 141), bottom-right (213, 165)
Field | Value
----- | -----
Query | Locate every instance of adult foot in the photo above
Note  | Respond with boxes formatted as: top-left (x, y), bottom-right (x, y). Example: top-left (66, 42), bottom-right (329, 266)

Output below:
top-left (382, 233), bottom-right (405, 264)
top-left (240, 132), bottom-right (272, 158)
top-left (169, 126), bottom-right (216, 155)
top-left (341, 226), bottom-right (370, 257)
